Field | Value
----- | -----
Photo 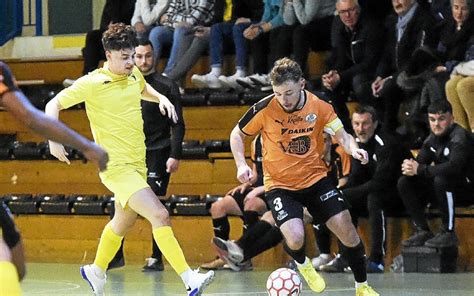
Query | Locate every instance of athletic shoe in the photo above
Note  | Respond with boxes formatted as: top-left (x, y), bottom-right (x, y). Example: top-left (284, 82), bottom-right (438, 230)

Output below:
top-left (236, 76), bottom-right (257, 89)
top-left (366, 260), bottom-right (384, 273)
top-left (356, 283), bottom-right (380, 296)
top-left (185, 269), bottom-right (215, 296)
top-left (211, 237), bottom-right (244, 263)
top-left (297, 257), bottom-right (326, 293)
top-left (191, 73), bottom-right (222, 89)
top-left (218, 73), bottom-right (245, 90)
top-left (200, 258), bottom-right (228, 270)
top-left (402, 230), bottom-right (434, 247)
top-left (319, 254), bottom-right (350, 273)
top-left (311, 254), bottom-right (333, 270)
top-left (80, 264), bottom-right (106, 296)
top-left (235, 260), bottom-right (253, 271)
top-left (142, 257), bottom-right (164, 272)
top-left (424, 231), bottom-right (459, 248)
top-left (249, 73), bottom-right (270, 87)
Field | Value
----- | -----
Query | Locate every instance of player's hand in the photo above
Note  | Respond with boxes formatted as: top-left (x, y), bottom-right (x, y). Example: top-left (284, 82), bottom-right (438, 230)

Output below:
top-left (82, 142), bottom-right (109, 172)
top-left (229, 182), bottom-right (251, 196)
top-left (352, 148), bottom-right (369, 165)
top-left (159, 96), bottom-right (178, 123)
top-left (166, 157), bottom-right (179, 173)
top-left (0, 61), bottom-right (19, 96)
top-left (237, 165), bottom-right (253, 184)
top-left (49, 141), bottom-right (71, 165)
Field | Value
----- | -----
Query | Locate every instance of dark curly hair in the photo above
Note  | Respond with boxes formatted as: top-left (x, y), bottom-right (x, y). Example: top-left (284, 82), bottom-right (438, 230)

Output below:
top-left (102, 23), bottom-right (138, 52)
top-left (269, 57), bottom-right (303, 86)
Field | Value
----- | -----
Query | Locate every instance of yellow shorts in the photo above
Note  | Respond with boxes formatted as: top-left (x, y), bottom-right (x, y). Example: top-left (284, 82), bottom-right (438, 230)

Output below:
top-left (0, 261), bottom-right (21, 295)
top-left (99, 163), bottom-right (149, 208)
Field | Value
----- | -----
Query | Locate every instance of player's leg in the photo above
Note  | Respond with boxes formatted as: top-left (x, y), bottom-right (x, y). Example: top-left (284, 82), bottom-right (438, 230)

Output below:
top-left (0, 238), bottom-right (21, 296)
top-left (81, 202), bottom-right (137, 296)
top-left (242, 189), bottom-right (267, 231)
top-left (128, 187), bottom-right (214, 295)
top-left (268, 190), bottom-right (325, 293)
top-left (202, 194), bottom-right (242, 270)
top-left (143, 148), bottom-right (171, 272)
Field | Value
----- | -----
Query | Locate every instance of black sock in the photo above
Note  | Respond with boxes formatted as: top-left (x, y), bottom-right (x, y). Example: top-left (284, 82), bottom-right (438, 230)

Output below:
top-left (151, 238), bottom-right (163, 261)
top-left (212, 216), bottom-right (230, 240)
top-left (284, 241), bottom-right (306, 264)
top-left (342, 241), bottom-right (367, 283)
top-left (243, 210), bottom-right (259, 232)
top-left (237, 220), bottom-right (272, 250)
top-left (244, 226), bottom-right (283, 261)
top-left (314, 225), bottom-right (331, 254)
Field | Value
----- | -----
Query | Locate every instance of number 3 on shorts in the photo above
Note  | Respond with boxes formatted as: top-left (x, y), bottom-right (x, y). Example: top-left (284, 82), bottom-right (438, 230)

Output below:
top-left (273, 197), bottom-right (283, 211)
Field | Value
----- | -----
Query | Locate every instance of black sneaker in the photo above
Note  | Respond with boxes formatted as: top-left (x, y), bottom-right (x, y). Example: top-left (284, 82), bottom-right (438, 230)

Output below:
top-left (424, 231), bottom-right (459, 248)
top-left (402, 230), bottom-right (434, 247)
top-left (107, 256), bottom-right (125, 270)
top-left (142, 257), bottom-right (164, 272)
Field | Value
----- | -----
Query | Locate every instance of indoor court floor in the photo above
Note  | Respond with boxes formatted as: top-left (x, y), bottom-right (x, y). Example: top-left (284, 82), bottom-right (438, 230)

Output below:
top-left (20, 263), bottom-right (474, 295)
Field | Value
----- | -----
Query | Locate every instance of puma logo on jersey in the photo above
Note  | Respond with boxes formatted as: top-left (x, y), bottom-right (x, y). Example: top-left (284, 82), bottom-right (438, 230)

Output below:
top-left (275, 119), bottom-right (284, 126)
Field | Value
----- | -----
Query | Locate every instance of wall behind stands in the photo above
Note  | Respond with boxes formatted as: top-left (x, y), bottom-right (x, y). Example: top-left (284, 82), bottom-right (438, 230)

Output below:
top-left (48, 0), bottom-right (92, 34)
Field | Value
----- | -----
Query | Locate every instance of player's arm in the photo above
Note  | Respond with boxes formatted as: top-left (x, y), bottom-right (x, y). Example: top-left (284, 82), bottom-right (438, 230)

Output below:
top-left (3, 93), bottom-right (108, 171)
top-left (334, 127), bottom-right (368, 165)
top-left (230, 125), bottom-right (253, 183)
top-left (142, 83), bottom-right (178, 123)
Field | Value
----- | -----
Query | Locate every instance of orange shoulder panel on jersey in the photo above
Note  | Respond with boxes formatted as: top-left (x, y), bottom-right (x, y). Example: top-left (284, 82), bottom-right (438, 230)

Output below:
top-left (238, 94), bottom-right (274, 136)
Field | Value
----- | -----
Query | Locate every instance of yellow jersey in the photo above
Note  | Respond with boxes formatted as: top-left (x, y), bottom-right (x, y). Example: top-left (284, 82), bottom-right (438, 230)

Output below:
top-left (55, 64), bottom-right (146, 168)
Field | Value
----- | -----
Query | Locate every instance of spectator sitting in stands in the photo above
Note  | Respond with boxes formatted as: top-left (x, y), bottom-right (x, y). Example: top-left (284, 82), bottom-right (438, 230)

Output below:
top-left (370, 0), bottom-right (439, 132)
top-left (63, 0), bottom-right (136, 87)
top-left (191, 0), bottom-right (264, 90)
top-left (319, 105), bottom-right (410, 274)
top-left (200, 135), bottom-right (267, 271)
top-left (234, 0), bottom-right (286, 91)
top-left (132, 0), bottom-right (170, 41)
top-left (149, 0), bottom-right (215, 74)
top-left (398, 100), bottom-right (474, 248)
top-left (163, 0), bottom-right (228, 89)
top-left (446, 35), bottom-right (474, 132)
top-left (320, 0), bottom-right (384, 132)
top-left (282, 0), bottom-right (336, 80)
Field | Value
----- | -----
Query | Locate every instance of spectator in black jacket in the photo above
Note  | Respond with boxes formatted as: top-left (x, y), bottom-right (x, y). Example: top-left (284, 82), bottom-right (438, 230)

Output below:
top-left (398, 100), bottom-right (474, 248)
top-left (109, 39), bottom-right (185, 272)
top-left (370, 0), bottom-right (439, 132)
top-left (321, 0), bottom-right (384, 130)
top-left (319, 105), bottom-right (410, 273)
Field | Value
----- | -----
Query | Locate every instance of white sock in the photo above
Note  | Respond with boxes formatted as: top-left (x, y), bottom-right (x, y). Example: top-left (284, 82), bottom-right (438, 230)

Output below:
top-left (210, 67), bottom-right (221, 76)
top-left (180, 268), bottom-right (193, 285)
top-left (92, 264), bottom-right (106, 278)
top-left (355, 281), bottom-right (368, 289)
top-left (235, 68), bottom-right (246, 77)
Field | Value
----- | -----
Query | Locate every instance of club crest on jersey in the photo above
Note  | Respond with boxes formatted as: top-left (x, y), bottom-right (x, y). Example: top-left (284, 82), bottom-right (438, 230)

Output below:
top-left (306, 113), bottom-right (317, 123)
top-left (278, 135), bottom-right (311, 155)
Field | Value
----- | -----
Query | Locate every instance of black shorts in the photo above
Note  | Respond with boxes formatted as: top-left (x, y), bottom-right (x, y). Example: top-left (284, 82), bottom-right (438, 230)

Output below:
top-left (146, 147), bottom-right (171, 197)
top-left (266, 177), bottom-right (348, 227)
top-left (230, 188), bottom-right (267, 213)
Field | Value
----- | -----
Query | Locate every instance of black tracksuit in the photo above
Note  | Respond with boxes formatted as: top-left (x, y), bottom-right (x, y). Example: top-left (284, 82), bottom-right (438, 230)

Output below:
top-left (342, 131), bottom-right (411, 263)
top-left (398, 124), bottom-right (474, 233)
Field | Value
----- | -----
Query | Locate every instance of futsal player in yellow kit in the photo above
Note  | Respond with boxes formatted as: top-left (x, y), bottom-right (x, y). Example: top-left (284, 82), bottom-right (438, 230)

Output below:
top-left (45, 23), bottom-right (214, 296)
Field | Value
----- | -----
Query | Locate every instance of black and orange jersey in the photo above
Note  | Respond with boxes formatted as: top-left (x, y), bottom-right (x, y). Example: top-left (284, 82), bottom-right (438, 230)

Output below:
top-left (238, 90), bottom-right (343, 191)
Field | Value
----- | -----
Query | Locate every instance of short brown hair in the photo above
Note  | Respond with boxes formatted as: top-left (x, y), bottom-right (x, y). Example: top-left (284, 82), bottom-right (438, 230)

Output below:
top-left (102, 23), bottom-right (138, 52)
top-left (269, 57), bottom-right (303, 86)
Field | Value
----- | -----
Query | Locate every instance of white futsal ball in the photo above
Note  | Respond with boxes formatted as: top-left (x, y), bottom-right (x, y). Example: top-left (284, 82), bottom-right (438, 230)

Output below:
top-left (266, 267), bottom-right (302, 296)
